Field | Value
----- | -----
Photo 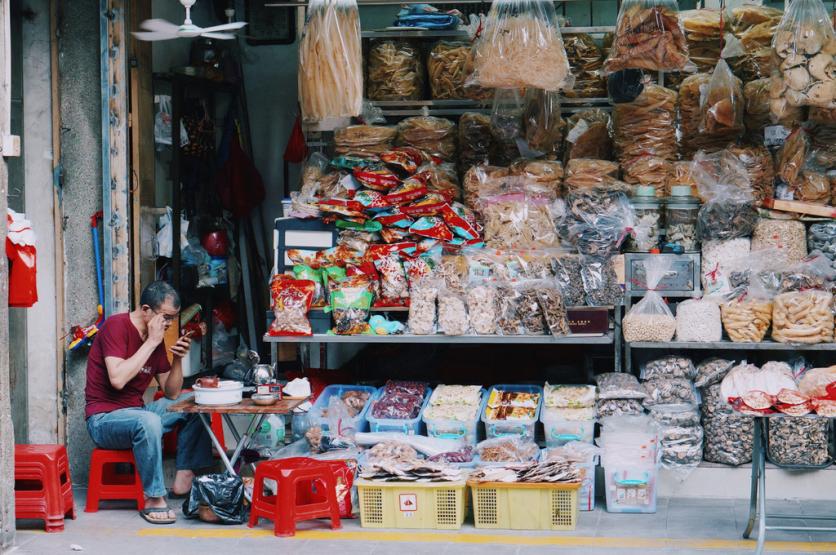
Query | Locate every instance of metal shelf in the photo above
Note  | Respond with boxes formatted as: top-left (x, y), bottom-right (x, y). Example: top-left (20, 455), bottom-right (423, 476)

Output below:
top-left (264, 331), bottom-right (613, 344)
top-left (628, 341), bottom-right (836, 351)
top-left (362, 29), bottom-right (469, 39)
top-left (268, 0), bottom-right (595, 6)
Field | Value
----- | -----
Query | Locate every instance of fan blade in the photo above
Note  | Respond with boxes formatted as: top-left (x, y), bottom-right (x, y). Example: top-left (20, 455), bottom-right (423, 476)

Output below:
top-left (201, 32), bottom-right (236, 40)
top-left (201, 21), bottom-right (248, 33)
top-left (132, 30), bottom-right (180, 41)
top-left (138, 18), bottom-right (180, 33)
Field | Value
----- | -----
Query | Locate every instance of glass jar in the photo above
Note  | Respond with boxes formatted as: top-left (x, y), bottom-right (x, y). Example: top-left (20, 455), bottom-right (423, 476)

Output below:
top-left (665, 185), bottom-right (700, 252)
top-left (366, 39), bottom-right (424, 101)
top-left (626, 185), bottom-right (662, 252)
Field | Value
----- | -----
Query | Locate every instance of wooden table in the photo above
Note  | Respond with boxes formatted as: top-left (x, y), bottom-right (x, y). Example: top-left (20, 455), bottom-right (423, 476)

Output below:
top-left (168, 396), bottom-right (307, 478)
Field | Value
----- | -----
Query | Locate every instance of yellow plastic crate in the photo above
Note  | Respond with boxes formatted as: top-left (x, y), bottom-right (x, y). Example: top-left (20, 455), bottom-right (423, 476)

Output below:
top-left (356, 479), bottom-right (467, 529)
top-left (468, 480), bottom-right (580, 530)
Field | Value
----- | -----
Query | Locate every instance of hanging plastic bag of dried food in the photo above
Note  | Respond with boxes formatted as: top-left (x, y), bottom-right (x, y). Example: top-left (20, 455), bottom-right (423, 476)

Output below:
top-left (298, 0), bottom-right (363, 122)
top-left (489, 89), bottom-right (524, 165)
top-left (692, 150), bottom-right (758, 241)
top-left (604, 0), bottom-right (694, 73)
top-left (771, 0), bottom-right (836, 110)
top-left (622, 256), bottom-right (676, 342)
top-left (523, 89), bottom-right (565, 158)
top-left (699, 59), bottom-right (744, 140)
top-left (470, 0), bottom-right (573, 91)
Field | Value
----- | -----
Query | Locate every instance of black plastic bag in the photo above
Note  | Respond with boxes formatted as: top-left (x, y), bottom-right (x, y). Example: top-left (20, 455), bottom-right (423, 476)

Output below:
top-left (607, 69), bottom-right (644, 103)
top-left (183, 472), bottom-right (248, 524)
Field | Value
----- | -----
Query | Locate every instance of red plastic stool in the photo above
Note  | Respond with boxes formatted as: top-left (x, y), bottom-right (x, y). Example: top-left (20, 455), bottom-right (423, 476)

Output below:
top-left (85, 449), bottom-right (145, 512)
top-left (248, 457), bottom-right (342, 537)
top-left (15, 445), bottom-right (76, 532)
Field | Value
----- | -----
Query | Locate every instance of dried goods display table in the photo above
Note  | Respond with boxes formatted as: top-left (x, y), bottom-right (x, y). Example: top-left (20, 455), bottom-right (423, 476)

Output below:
top-left (743, 416), bottom-right (836, 555)
top-left (167, 397), bottom-right (307, 477)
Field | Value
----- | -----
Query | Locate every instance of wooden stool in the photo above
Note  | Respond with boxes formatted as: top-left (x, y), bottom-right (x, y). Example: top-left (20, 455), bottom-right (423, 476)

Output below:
top-left (248, 457), bottom-right (342, 537)
top-left (15, 444), bottom-right (76, 532)
top-left (85, 449), bottom-right (145, 512)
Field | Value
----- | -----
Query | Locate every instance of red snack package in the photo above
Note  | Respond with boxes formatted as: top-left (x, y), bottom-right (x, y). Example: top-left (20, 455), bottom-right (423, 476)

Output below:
top-left (318, 198), bottom-right (366, 218)
top-left (380, 148), bottom-right (423, 175)
top-left (410, 216), bottom-right (454, 242)
top-left (374, 208), bottom-right (413, 228)
top-left (367, 242), bottom-right (417, 260)
top-left (269, 275), bottom-right (316, 336)
top-left (384, 175), bottom-right (429, 205)
top-left (440, 202), bottom-right (480, 241)
top-left (380, 227), bottom-right (412, 243)
top-left (403, 256), bottom-right (435, 289)
top-left (354, 189), bottom-right (393, 212)
top-left (401, 193), bottom-right (449, 217)
top-left (316, 244), bottom-right (365, 267)
top-left (373, 253), bottom-right (410, 305)
top-left (287, 248), bottom-right (320, 268)
top-left (353, 166), bottom-right (400, 191)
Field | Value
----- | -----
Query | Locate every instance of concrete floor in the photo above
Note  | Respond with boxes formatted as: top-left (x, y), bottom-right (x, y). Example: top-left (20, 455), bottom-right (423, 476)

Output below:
top-left (8, 489), bottom-right (836, 555)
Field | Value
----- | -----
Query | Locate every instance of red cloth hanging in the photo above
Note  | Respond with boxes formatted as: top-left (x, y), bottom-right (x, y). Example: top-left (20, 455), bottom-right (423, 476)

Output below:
top-left (283, 114), bottom-right (308, 164)
top-left (215, 129), bottom-right (266, 218)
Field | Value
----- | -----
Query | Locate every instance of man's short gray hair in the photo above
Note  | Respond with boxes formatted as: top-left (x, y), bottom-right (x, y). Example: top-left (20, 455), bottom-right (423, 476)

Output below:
top-left (139, 280), bottom-right (181, 310)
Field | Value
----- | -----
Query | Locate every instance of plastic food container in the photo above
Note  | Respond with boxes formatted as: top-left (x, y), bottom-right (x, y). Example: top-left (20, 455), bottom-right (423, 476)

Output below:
top-left (577, 455), bottom-right (598, 512)
top-left (626, 185), bottom-right (663, 252)
top-left (423, 389), bottom-right (487, 446)
top-left (541, 413), bottom-right (595, 447)
top-left (482, 384), bottom-right (543, 440)
top-left (367, 386), bottom-right (433, 435)
top-left (469, 480), bottom-right (580, 530)
top-left (357, 479), bottom-right (467, 529)
top-left (192, 380), bottom-right (243, 405)
top-left (665, 186), bottom-right (700, 252)
top-left (309, 384), bottom-right (377, 434)
top-left (604, 464), bottom-right (658, 514)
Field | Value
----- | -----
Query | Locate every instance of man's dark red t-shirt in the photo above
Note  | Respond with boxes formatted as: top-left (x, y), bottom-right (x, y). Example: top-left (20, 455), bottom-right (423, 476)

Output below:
top-left (84, 313), bottom-right (171, 418)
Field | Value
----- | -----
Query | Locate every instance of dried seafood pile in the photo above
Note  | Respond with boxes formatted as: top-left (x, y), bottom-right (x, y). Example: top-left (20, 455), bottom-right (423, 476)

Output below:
top-left (743, 79), bottom-right (804, 144)
top-left (366, 39), bottom-right (423, 101)
top-left (563, 33), bottom-right (606, 98)
top-left (428, 41), bottom-right (485, 100)
top-left (563, 110), bottom-right (613, 163)
top-left (360, 460), bottom-right (464, 482)
top-left (334, 125), bottom-right (397, 157)
top-left (468, 459), bottom-right (582, 483)
top-left (604, 1), bottom-right (691, 73)
top-left (396, 116), bottom-right (457, 161)
top-left (727, 5), bottom-right (783, 83)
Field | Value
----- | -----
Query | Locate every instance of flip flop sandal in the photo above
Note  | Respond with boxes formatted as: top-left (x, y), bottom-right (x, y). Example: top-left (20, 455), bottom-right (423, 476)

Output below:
top-left (139, 507), bottom-right (176, 525)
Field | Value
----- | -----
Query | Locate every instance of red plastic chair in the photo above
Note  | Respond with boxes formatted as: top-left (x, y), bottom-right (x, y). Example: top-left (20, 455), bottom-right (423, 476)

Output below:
top-left (248, 457), bottom-right (342, 537)
top-left (15, 445), bottom-right (76, 532)
top-left (85, 449), bottom-right (145, 512)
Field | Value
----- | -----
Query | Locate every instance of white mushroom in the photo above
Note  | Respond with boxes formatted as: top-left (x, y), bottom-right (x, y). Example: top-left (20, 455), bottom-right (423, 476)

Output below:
top-left (806, 81), bottom-right (836, 107)
top-left (808, 53), bottom-right (835, 82)
top-left (785, 66), bottom-right (811, 91)
top-left (769, 75), bottom-right (787, 99)
top-left (785, 88), bottom-right (807, 107)
top-left (780, 52), bottom-right (807, 71)
top-left (774, 30), bottom-right (795, 58)
top-left (796, 25), bottom-right (824, 56)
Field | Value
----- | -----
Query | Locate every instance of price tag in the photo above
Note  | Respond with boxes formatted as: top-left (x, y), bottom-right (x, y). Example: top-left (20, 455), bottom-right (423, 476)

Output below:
top-left (764, 125), bottom-right (790, 147)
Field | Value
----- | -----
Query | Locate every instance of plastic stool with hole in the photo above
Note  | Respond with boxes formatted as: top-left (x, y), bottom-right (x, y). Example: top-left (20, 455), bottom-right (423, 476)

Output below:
top-left (248, 457), bottom-right (342, 537)
top-left (15, 445), bottom-right (76, 532)
top-left (85, 449), bottom-right (145, 512)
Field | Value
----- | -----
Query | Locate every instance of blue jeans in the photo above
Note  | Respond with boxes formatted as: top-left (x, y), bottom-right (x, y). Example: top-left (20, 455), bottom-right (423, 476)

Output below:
top-left (86, 395), bottom-right (214, 498)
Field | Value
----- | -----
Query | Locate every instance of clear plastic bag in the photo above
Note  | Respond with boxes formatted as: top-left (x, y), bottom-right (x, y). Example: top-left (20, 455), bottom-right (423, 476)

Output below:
top-left (678, 9), bottom-right (722, 73)
top-left (458, 112), bottom-right (493, 171)
top-left (471, 0), bottom-right (573, 91)
top-left (396, 116), bottom-right (457, 161)
top-left (772, 289), bottom-right (834, 344)
top-left (544, 384), bottom-right (597, 409)
top-left (437, 287), bottom-right (471, 336)
top-left (324, 395), bottom-right (357, 449)
top-left (595, 372), bottom-right (647, 401)
top-left (649, 404), bottom-right (700, 428)
top-left (329, 276), bottom-right (374, 335)
top-left (641, 356), bottom-right (697, 381)
top-left (743, 78), bottom-right (804, 145)
top-left (535, 282), bottom-right (571, 337)
top-left (580, 256), bottom-right (623, 307)
top-left (694, 358), bottom-right (735, 389)
top-left (675, 298), bottom-right (722, 342)
top-left (298, 0), bottom-right (363, 122)
top-left (692, 151), bottom-right (758, 241)
top-left (703, 412), bottom-right (754, 466)
top-left (428, 41), bottom-right (477, 100)
top-left (699, 59), bottom-right (744, 139)
top-left (495, 282), bottom-right (524, 335)
top-left (771, 0), bottom-right (836, 110)
top-left (466, 282), bottom-right (497, 335)
top-left (622, 256), bottom-right (676, 342)
top-left (808, 222), bottom-right (836, 260)
top-left (523, 89), bottom-right (565, 157)
top-left (596, 398), bottom-right (644, 418)
top-left (563, 110), bottom-right (613, 163)
top-left (480, 192), bottom-right (560, 250)
top-left (366, 39), bottom-right (424, 101)
top-left (604, 0), bottom-right (693, 73)
top-left (563, 33), bottom-right (607, 99)
top-left (551, 253), bottom-right (585, 307)
top-left (489, 89), bottom-right (524, 166)
top-left (407, 282), bottom-right (438, 335)
top-left (477, 437), bottom-right (540, 463)
top-left (642, 378), bottom-right (698, 407)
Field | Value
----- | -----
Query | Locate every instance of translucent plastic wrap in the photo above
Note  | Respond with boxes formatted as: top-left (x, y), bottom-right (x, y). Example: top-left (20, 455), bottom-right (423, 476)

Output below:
top-left (613, 84), bottom-right (677, 192)
top-left (751, 219), bottom-right (807, 265)
top-left (678, 9), bottom-right (723, 73)
top-left (366, 39), bottom-right (424, 101)
top-left (743, 78), bottom-right (804, 145)
top-left (596, 398), bottom-right (644, 418)
top-left (298, 0), bottom-right (362, 122)
top-left (458, 112), bottom-right (492, 171)
top-left (563, 110), bottom-right (613, 163)
top-left (699, 60), bottom-right (744, 140)
top-left (596, 372), bottom-right (647, 401)
top-left (678, 73), bottom-right (729, 157)
top-left (407, 282), bottom-right (438, 335)
top-left (437, 287), bottom-right (470, 335)
top-left (535, 282), bottom-right (571, 336)
top-left (462, 164), bottom-right (507, 209)
top-left (329, 276), bottom-right (374, 335)
top-left (516, 282), bottom-right (548, 335)
top-left (467, 282), bottom-right (498, 335)
top-left (563, 33), bottom-right (607, 98)
top-left (495, 283), bottom-right (524, 335)
top-left (480, 192), bottom-right (560, 249)
top-left (676, 298), bottom-right (722, 342)
top-left (396, 116), bottom-right (457, 161)
top-left (726, 5), bottom-right (782, 84)
top-left (772, 290), bottom-right (834, 344)
top-left (581, 256), bottom-right (623, 306)
top-left (692, 151), bottom-right (758, 241)
top-left (703, 411), bottom-right (754, 466)
top-left (551, 254), bottom-right (585, 307)
top-left (334, 125), bottom-right (397, 157)
top-left (604, 0), bottom-right (692, 73)
top-left (489, 89), bottom-right (524, 166)
top-left (771, 0), bottom-right (836, 110)
top-left (471, 0), bottom-right (574, 91)
top-left (650, 404), bottom-right (704, 472)
top-left (641, 355), bottom-right (696, 381)
top-left (477, 437), bottom-right (540, 463)
top-left (428, 41), bottom-right (476, 100)
top-left (564, 159), bottom-right (619, 190)
top-left (694, 358), bottom-right (735, 389)
top-left (523, 89), bottom-right (565, 157)
top-left (623, 256), bottom-right (676, 342)
top-left (726, 144), bottom-right (775, 203)
top-left (642, 378), bottom-right (698, 407)
top-left (544, 384), bottom-right (596, 409)
top-left (808, 222), bottom-right (836, 260)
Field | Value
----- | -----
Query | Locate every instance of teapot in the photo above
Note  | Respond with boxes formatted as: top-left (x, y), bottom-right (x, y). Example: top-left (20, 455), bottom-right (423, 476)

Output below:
top-left (248, 364), bottom-right (275, 386)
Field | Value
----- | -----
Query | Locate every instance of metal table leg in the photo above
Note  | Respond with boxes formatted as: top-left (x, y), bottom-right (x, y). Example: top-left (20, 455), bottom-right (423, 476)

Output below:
top-left (742, 417), bottom-right (767, 555)
top-left (198, 413), bottom-right (235, 475)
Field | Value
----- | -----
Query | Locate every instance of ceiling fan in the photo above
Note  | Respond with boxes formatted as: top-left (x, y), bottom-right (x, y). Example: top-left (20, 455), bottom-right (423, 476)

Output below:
top-left (133, 0), bottom-right (247, 41)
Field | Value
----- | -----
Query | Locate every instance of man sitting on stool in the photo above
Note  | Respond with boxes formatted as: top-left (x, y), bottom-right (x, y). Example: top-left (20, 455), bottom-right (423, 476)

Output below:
top-left (85, 280), bottom-right (213, 524)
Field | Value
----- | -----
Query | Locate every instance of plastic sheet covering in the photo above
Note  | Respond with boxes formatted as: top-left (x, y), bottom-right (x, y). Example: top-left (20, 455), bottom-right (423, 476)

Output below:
top-left (563, 110), bottom-right (613, 163)
top-left (471, 0), bottom-right (573, 91)
top-left (613, 84), bottom-right (677, 194)
top-left (523, 89), bottom-right (565, 157)
top-left (742, 78), bottom-right (804, 145)
top-left (771, 0), bottom-right (836, 110)
top-left (298, 0), bottom-right (362, 122)
top-left (604, 0), bottom-right (693, 73)
top-left (366, 39), bottom-right (424, 101)
top-left (562, 33), bottom-right (606, 98)
top-left (396, 116), bottom-right (457, 161)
